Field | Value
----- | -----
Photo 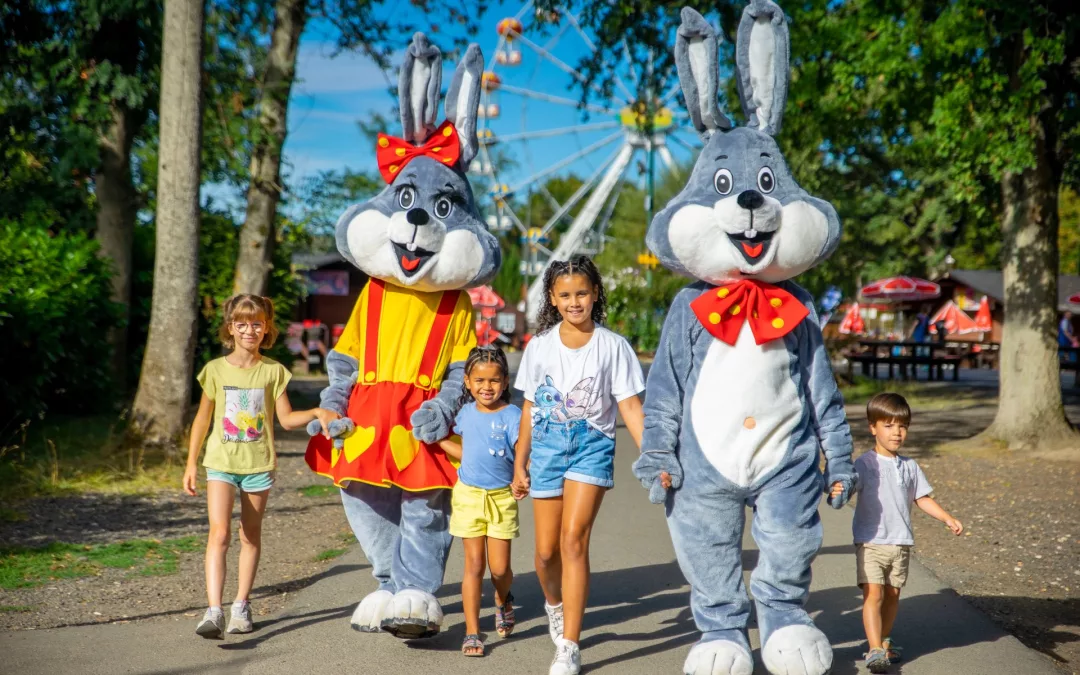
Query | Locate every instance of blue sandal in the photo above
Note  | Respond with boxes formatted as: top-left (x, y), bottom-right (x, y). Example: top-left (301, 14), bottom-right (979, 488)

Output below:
top-left (494, 592), bottom-right (515, 638)
top-left (462, 633), bottom-right (484, 657)
top-left (883, 637), bottom-right (903, 662)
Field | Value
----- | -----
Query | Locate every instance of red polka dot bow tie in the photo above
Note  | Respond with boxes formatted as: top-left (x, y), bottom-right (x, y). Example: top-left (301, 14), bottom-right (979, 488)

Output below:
top-left (690, 279), bottom-right (810, 345)
top-left (376, 120), bottom-right (461, 183)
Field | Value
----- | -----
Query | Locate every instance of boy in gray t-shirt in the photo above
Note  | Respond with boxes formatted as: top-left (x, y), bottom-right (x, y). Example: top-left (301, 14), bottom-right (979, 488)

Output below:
top-left (840, 393), bottom-right (963, 673)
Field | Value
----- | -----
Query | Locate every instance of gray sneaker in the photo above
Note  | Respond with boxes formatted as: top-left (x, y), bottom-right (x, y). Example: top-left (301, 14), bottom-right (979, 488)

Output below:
top-left (227, 602), bottom-right (254, 634)
top-left (196, 607), bottom-right (225, 639)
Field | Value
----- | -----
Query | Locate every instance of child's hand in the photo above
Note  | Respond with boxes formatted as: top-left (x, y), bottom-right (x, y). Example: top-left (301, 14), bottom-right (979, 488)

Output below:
top-left (829, 481), bottom-right (844, 499)
top-left (660, 471), bottom-right (673, 490)
top-left (945, 517), bottom-right (963, 535)
top-left (511, 467), bottom-right (530, 500)
top-left (183, 464), bottom-right (198, 496)
top-left (313, 408), bottom-right (341, 438)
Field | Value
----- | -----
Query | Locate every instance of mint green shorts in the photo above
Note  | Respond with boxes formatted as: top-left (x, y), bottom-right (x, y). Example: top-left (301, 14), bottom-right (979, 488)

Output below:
top-left (205, 469), bottom-right (274, 492)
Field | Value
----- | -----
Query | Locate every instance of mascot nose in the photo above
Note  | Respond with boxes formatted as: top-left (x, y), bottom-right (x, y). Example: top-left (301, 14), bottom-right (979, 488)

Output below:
top-left (737, 190), bottom-right (765, 210)
top-left (406, 208), bottom-right (430, 226)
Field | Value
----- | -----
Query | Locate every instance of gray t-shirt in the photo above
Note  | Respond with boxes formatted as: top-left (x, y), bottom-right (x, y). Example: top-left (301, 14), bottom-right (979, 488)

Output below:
top-left (852, 451), bottom-right (933, 546)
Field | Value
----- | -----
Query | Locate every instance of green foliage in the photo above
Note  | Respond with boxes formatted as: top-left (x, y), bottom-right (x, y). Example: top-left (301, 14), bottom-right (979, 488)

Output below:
top-left (0, 536), bottom-right (201, 589)
top-left (0, 222), bottom-right (122, 429)
top-left (313, 547), bottom-right (347, 562)
top-left (298, 484), bottom-right (337, 498)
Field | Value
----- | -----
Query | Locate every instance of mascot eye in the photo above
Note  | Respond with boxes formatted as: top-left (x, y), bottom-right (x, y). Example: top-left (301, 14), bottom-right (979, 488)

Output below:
top-left (713, 168), bottom-right (733, 195)
top-left (398, 187), bottom-right (416, 209)
top-left (757, 167), bottom-right (775, 193)
top-left (434, 196), bottom-right (453, 219)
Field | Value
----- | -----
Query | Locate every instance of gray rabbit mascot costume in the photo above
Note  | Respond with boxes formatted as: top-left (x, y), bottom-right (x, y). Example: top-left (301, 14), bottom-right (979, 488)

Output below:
top-left (304, 34), bottom-right (500, 639)
top-left (632, 3), bottom-right (855, 674)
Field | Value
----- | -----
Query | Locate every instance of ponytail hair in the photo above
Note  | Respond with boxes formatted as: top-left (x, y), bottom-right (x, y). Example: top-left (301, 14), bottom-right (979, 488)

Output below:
top-left (219, 294), bottom-right (279, 349)
top-left (457, 345), bottom-right (512, 407)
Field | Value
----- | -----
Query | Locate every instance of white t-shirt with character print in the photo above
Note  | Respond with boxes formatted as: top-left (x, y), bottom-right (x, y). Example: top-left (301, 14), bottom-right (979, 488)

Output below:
top-left (514, 323), bottom-right (645, 438)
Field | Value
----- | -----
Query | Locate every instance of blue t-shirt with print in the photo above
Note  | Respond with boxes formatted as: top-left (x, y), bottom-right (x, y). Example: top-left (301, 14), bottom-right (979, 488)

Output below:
top-left (454, 402), bottom-right (521, 490)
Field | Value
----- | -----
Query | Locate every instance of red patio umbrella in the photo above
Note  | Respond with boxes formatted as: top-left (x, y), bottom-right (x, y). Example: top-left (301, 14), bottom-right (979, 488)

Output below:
top-left (838, 303), bottom-right (866, 335)
top-left (974, 296), bottom-right (992, 333)
top-left (928, 300), bottom-right (979, 335)
top-left (860, 276), bottom-right (941, 302)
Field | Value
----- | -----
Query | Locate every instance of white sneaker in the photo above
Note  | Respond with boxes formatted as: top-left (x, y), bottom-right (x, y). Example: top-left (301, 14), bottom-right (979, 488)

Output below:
top-left (227, 601), bottom-right (253, 634)
top-left (195, 607), bottom-right (224, 639)
top-left (544, 602), bottom-right (564, 644)
top-left (549, 638), bottom-right (581, 675)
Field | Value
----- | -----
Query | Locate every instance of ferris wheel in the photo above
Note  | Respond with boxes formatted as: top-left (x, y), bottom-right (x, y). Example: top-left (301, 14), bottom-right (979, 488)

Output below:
top-left (467, 1), bottom-right (702, 322)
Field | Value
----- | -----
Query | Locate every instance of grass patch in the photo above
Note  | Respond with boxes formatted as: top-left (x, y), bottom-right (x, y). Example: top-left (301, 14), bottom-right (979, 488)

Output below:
top-left (0, 605), bottom-right (32, 613)
top-left (0, 536), bottom-right (202, 589)
top-left (839, 376), bottom-right (989, 409)
top-left (297, 485), bottom-right (337, 498)
top-left (0, 507), bottom-right (26, 523)
top-left (0, 413), bottom-right (184, 502)
top-left (339, 531), bottom-right (357, 545)
top-left (314, 548), bottom-right (347, 562)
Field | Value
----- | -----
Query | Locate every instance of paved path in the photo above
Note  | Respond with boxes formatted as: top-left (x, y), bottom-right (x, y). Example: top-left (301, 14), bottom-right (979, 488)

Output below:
top-left (1, 427), bottom-right (1061, 675)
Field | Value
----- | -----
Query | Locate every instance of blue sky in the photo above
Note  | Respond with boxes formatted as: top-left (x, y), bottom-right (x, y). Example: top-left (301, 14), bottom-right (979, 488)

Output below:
top-left (267, 0), bottom-right (704, 219)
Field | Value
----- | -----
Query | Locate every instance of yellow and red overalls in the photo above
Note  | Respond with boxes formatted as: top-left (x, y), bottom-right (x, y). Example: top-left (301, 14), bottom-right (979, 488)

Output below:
top-left (306, 278), bottom-right (476, 490)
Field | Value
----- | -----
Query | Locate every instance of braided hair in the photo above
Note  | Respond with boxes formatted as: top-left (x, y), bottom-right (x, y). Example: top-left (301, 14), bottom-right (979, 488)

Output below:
top-left (535, 254), bottom-right (608, 336)
top-left (458, 345), bottom-right (512, 408)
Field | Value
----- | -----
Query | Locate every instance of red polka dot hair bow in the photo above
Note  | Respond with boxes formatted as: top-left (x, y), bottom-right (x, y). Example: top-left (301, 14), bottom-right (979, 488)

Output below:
top-left (376, 120), bottom-right (461, 183)
top-left (690, 279), bottom-right (810, 345)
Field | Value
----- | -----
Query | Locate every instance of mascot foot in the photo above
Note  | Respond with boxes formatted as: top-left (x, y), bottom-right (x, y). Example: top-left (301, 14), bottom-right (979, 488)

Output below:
top-left (684, 639), bottom-right (754, 675)
top-left (761, 624), bottom-right (833, 675)
top-left (350, 589), bottom-right (393, 632)
top-left (380, 588), bottom-right (443, 639)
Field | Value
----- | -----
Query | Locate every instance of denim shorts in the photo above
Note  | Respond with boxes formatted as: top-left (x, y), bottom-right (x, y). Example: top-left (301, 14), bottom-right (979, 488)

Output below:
top-left (529, 419), bottom-right (616, 498)
top-left (205, 469), bottom-right (275, 493)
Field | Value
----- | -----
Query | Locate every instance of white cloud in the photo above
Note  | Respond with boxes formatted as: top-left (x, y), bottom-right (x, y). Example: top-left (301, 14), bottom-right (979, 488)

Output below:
top-left (294, 42), bottom-right (400, 95)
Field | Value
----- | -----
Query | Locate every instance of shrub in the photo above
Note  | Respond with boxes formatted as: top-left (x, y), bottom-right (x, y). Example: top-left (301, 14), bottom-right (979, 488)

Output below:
top-left (0, 221), bottom-right (121, 432)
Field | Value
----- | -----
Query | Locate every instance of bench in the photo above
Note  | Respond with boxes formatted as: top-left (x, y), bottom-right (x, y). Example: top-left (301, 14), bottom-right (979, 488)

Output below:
top-left (845, 349), bottom-right (961, 382)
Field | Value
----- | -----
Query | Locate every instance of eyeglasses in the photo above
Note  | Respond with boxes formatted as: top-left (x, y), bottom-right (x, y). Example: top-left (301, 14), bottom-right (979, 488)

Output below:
top-left (233, 322), bottom-right (266, 333)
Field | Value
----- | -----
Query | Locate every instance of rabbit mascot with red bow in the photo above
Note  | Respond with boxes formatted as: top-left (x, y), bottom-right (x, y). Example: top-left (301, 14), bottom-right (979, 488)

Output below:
top-left (305, 33), bottom-right (500, 639)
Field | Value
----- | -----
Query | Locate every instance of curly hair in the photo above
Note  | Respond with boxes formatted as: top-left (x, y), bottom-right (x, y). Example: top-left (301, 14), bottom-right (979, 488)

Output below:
top-left (535, 254), bottom-right (608, 335)
top-left (457, 345), bottom-right (512, 408)
top-left (219, 294), bottom-right (279, 350)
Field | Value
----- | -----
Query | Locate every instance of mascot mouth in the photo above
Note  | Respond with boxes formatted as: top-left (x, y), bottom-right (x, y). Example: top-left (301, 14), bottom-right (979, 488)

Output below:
top-left (727, 230), bottom-right (775, 265)
top-left (391, 242), bottom-right (436, 277)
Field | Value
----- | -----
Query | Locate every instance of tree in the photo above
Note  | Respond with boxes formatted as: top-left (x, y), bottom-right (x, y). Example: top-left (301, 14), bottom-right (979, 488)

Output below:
top-left (231, 0), bottom-right (493, 296)
top-left (130, 0), bottom-right (205, 447)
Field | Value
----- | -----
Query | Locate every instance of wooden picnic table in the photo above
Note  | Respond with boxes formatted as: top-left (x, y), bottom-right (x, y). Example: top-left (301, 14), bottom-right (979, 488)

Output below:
top-left (845, 339), bottom-right (965, 381)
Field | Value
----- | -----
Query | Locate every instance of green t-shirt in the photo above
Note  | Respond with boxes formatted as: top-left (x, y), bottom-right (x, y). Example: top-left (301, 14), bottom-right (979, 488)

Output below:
top-left (196, 356), bottom-right (292, 474)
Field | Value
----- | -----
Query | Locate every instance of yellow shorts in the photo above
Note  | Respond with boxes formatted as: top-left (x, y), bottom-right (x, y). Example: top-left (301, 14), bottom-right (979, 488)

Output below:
top-left (449, 481), bottom-right (519, 540)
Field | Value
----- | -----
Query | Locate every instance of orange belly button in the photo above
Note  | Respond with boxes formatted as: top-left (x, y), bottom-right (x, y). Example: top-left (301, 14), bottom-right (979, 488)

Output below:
top-left (743, 417), bottom-right (756, 430)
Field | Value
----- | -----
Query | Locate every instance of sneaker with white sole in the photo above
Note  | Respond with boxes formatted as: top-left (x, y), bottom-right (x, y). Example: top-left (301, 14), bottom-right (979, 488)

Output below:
top-left (227, 601), bottom-right (254, 634)
top-left (544, 602), bottom-right (564, 644)
top-left (549, 638), bottom-right (581, 675)
top-left (196, 607), bottom-right (225, 639)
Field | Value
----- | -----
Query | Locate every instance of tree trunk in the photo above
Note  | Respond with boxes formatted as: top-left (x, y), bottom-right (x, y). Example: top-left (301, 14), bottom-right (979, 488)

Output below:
top-left (130, 0), bottom-right (205, 449)
top-left (232, 0), bottom-right (307, 296)
top-left (983, 117), bottom-right (1077, 450)
top-left (95, 103), bottom-right (137, 389)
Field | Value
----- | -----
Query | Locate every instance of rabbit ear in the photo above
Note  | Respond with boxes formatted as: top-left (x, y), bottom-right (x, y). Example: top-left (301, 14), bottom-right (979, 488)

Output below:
top-left (736, 0), bottom-right (790, 136)
top-left (675, 8), bottom-right (732, 137)
top-left (398, 32), bottom-right (443, 143)
top-left (445, 43), bottom-right (483, 168)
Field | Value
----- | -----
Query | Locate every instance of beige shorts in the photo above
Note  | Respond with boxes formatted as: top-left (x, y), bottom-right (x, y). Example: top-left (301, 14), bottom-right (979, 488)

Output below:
top-left (856, 544), bottom-right (911, 588)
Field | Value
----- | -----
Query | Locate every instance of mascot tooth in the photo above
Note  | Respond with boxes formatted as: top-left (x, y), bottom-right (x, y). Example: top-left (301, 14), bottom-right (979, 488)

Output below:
top-left (632, 3), bottom-right (855, 674)
top-left (305, 32), bottom-right (500, 640)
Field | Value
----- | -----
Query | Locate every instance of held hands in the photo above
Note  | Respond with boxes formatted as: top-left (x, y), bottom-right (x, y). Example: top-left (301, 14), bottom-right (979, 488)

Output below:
top-left (829, 481), bottom-right (844, 499)
top-left (945, 517), bottom-right (964, 535)
top-left (183, 464), bottom-right (198, 496)
top-left (313, 408), bottom-right (341, 437)
top-left (511, 467), bottom-right (530, 501)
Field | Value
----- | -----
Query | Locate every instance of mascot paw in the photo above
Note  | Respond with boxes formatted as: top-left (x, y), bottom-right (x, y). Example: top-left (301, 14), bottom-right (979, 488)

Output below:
top-left (761, 624), bottom-right (832, 675)
top-left (409, 405), bottom-right (449, 445)
top-left (380, 588), bottom-right (443, 639)
top-left (683, 639), bottom-right (754, 675)
top-left (350, 589), bottom-right (393, 632)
